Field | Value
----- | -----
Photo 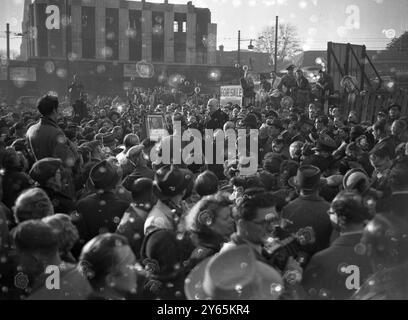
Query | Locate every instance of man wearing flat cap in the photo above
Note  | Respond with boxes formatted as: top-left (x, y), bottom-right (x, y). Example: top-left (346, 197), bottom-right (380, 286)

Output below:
top-left (144, 165), bottom-right (193, 235)
top-left (72, 160), bottom-right (130, 245)
top-left (116, 178), bottom-right (157, 259)
top-left (278, 65), bottom-right (298, 99)
top-left (80, 140), bottom-right (103, 163)
top-left (302, 133), bottom-right (338, 174)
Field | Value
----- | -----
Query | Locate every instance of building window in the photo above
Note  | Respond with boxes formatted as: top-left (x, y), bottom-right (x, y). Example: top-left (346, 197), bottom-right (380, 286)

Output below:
top-left (174, 21), bottom-right (179, 33)
top-left (182, 21), bottom-right (187, 33)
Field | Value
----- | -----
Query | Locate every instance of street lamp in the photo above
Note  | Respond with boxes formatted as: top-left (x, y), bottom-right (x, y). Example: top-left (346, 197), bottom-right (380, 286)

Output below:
top-left (237, 30), bottom-right (258, 66)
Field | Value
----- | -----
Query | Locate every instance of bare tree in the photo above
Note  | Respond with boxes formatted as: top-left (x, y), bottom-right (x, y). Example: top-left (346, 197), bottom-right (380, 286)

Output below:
top-left (255, 23), bottom-right (302, 68)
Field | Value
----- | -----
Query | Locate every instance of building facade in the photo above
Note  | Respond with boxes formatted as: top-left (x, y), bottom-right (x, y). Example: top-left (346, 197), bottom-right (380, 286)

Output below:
top-left (22, 0), bottom-right (217, 65)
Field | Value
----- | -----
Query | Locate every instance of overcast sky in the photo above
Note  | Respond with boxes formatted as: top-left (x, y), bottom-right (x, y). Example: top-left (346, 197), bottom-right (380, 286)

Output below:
top-left (1, 0), bottom-right (408, 55)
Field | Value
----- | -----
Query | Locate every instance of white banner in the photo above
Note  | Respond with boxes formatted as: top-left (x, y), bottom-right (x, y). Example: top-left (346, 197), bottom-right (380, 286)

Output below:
top-left (220, 85), bottom-right (243, 107)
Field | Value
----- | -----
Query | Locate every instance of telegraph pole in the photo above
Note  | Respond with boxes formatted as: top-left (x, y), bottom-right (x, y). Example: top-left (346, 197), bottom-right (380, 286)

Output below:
top-left (274, 16), bottom-right (278, 74)
top-left (237, 30), bottom-right (241, 66)
top-left (6, 23), bottom-right (11, 104)
top-left (65, 0), bottom-right (70, 100)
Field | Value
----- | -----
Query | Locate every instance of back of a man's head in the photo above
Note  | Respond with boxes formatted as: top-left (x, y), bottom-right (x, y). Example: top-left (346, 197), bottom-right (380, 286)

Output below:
top-left (14, 188), bottom-right (54, 223)
top-left (123, 134), bottom-right (140, 150)
top-left (37, 95), bottom-right (59, 117)
top-left (194, 170), bottom-right (219, 197)
top-left (79, 233), bottom-right (129, 289)
top-left (234, 188), bottom-right (275, 222)
top-left (14, 220), bottom-right (59, 258)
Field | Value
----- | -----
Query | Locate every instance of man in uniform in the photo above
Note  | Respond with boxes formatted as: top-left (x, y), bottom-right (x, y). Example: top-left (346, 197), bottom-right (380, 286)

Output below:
top-left (278, 65), bottom-right (298, 99)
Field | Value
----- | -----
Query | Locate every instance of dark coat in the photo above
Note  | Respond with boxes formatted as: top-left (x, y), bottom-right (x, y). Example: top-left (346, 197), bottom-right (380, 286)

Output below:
top-left (40, 186), bottom-right (75, 214)
top-left (302, 233), bottom-right (372, 300)
top-left (0, 205), bottom-right (9, 252)
top-left (352, 262), bottom-right (408, 300)
top-left (205, 109), bottom-right (229, 131)
top-left (282, 194), bottom-right (332, 257)
top-left (73, 191), bottom-right (130, 244)
top-left (278, 74), bottom-right (297, 94)
top-left (116, 204), bottom-right (149, 260)
top-left (301, 154), bottom-right (334, 174)
top-left (26, 117), bottom-right (77, 163)
top-left (240, 77), bottom-right (256, 99)
top-left (122, 166), bottom-right (155, 191)
top-left (140, 228), bottom-right (193, 300)
top-left (373, 136), bottom-right (396, 159)
top-left (376, 192), bottom-right (408, 221)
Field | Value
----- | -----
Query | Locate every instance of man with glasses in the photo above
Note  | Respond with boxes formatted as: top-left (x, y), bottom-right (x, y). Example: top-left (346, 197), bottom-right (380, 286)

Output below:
top-left (222, 188), bottom-right (281, 262)
top-left (221, 188), bottom-right (305, 296)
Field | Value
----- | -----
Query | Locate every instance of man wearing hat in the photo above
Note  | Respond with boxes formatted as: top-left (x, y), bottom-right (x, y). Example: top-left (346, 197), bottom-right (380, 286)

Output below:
top-left (185, 245), bottom-right (283, 300)
top-left (302, 134), bottom-right (337, 174)
top-left (259, 118), bottom-right (284, 159)
top-left (283, 165), bottom-right (333, 258)
top-left (116, 178), bottom-right (157, 260)
top-left (144, 165), bottom-right (193, 235)
top-left (80, 140), bottom-right (103, 163)
top-left (278, 65), bottom-right (297, 98)
top-left (140, 166), bottom-right (194, 299)
top-left (102, 132), bottom-right (118, 151)
top-left (302, 190), bottom-right (372, 300)
top-left (73, 160), bottom-right (130, 244)
top-left (29, 158), bottom-right (75, 214)
top-left (121, 145), bottom-right (154, 188)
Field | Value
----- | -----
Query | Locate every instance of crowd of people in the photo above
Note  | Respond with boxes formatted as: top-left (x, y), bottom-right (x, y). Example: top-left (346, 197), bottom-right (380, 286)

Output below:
top-left (0, 67), bottom-right (408, 301)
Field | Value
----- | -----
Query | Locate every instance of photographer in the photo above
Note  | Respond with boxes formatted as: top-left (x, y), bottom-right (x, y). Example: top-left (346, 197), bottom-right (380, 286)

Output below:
top-left (222, 188), bottom-right (308, 298)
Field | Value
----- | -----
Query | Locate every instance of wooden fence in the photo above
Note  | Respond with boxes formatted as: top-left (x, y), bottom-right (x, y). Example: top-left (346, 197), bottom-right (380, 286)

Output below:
top-left (340, 88), bottom-right (408, 123)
